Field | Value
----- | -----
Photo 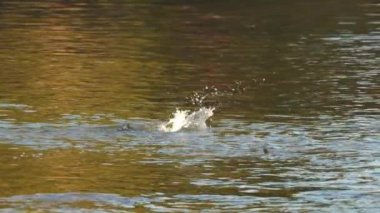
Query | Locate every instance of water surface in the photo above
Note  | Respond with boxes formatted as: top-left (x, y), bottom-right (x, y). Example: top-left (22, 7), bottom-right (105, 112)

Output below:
top-left (0, 0), bottom-right (379, 212)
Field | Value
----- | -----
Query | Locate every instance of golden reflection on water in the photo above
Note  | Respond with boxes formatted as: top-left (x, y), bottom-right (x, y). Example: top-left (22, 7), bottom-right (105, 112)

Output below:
top-left (0, 144), bottom-right (196, 197)
top-left (1, 143), bottom-right (308, 200)
top-left (0, 1), bottom-right (172, 121)
top-left (0, 0), bottom-right (378, 211)
top-left (0, 0), bottom-right (376, 122)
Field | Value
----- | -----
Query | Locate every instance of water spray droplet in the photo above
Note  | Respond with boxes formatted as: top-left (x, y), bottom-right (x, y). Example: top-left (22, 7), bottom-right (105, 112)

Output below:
top-left (160, 107), bottom-right (214, 132)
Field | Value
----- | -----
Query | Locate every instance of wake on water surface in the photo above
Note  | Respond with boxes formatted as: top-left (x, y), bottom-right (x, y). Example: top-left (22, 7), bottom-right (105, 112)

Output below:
top-left (1, 82), bottom-right (379, 212)
top-left (0, 83), bottom-right (246, 150)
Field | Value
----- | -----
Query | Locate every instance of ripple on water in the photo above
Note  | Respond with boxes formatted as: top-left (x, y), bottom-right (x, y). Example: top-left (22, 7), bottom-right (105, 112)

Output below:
top-left (0, 112), bottom-right (378, 211)
top-left (0, 193), bottom-right (150, 212)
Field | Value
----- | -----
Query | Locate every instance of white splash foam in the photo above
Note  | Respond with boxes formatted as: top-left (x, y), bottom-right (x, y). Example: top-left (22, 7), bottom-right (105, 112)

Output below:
top-left (160, 107), bottom-right (215, 132)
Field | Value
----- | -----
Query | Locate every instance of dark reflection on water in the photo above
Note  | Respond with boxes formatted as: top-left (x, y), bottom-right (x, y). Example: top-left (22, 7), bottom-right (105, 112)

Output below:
top-left (0, 0), bottom-right (379, 212)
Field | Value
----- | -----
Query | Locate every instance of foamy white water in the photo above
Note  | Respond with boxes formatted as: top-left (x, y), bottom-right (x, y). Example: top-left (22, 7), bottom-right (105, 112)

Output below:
top-left (160, 107), bottom-right (215, 132)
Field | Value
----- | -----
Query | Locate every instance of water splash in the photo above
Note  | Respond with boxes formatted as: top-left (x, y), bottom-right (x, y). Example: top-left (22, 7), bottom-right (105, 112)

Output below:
top-left (186, 81), bottom-right (246, 107)
top-left (160, 82), bottom-right (247, 133)
top-left (160, 107), bottom-right (215, 132)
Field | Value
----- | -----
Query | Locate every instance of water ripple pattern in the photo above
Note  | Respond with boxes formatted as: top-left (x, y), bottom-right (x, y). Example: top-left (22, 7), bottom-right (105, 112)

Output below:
top-left (0, 0), bottom-right (379, 212)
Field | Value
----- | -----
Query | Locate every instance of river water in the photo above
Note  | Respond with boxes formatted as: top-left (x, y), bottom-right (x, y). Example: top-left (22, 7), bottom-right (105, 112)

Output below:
top-left (0, 0), bottom-right (379, 212)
